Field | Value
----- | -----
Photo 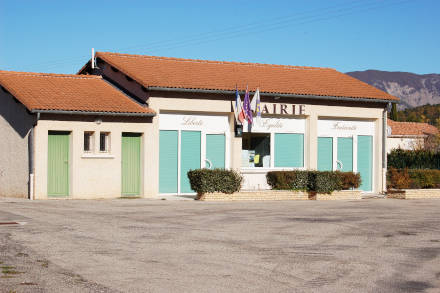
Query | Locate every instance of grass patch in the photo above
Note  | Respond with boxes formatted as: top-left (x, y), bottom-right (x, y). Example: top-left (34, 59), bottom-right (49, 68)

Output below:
top-left (1, 265), bottom-right (22, 275)
top-left (37, 259), bottom-right (49, 268)
top-left (15, 252), bottom-right (28, 257)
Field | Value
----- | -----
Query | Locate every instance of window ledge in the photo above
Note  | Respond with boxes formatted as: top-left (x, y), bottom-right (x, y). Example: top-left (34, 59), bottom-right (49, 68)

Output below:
top-left (81, 154), bottom-right (115, 159)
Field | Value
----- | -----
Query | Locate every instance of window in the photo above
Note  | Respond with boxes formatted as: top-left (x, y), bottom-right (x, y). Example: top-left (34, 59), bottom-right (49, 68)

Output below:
top-left (99, 132), bottom-right (110, 152)
top-left (274, 133), bottom-right (304, 167)
top-left (242, 133), bottom-right (271, 167)
top-left (83, 132), bottom-right (94, 152)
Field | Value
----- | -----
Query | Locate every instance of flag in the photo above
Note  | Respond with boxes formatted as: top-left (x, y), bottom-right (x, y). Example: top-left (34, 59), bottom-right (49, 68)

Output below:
top-left (243, 86), bottom-right (253, 124)
top-left (237, 88), bottom-right (246, 124)
top-left (252, 88), bottom-right (261, 122)
top-left (233, 88), bottom-right (242, 124)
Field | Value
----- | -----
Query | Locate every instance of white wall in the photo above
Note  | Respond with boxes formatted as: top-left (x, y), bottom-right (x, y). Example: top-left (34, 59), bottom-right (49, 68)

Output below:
top-left (34, 116), bottom-right (153, 199)
top-left (148, 94), bottom-right (386, 194)
top-left (387, 136), bottom-right (423, 153)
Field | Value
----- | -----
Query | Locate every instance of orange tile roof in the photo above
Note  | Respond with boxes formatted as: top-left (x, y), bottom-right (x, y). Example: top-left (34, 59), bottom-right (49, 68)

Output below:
top-left (0, 70), bottom-right (154, 115)
top-left (95, 52), bottom-right (399, 101)
top-left (388, 119), bottom-right (438, 136)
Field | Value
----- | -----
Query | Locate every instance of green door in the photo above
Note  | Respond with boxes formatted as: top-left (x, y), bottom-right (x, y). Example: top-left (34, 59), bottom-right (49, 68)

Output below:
top-left (48, 131), bottom-right (70, 197)
top-left (206, 134), bottom-right (225, 169)
top-left (337, 137), bottom-right (353, 172)
top-left (318, 137), bottom-right (333, 171)
top-left (274, 133), bottom-right (304, 167)
top-left (180, 131), bottom-right (201, 193)
top-left (122, 133), bottom-right (141, 196)
top-left (358, 135), bottom-right (373, 191)
top-left (159, 130), bottom-right (178, 193)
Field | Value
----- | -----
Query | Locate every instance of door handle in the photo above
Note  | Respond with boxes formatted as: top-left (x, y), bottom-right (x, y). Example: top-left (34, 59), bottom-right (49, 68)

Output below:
top-left (205, 159), bottom-right (213, 169)
top-left (336, 160), bottom-right (343, 170)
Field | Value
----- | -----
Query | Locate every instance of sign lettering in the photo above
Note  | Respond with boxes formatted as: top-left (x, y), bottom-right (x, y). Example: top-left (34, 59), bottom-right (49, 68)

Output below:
top-left (332, 122), bottom-right (357, 131)
top-left (258, 103), bottom-right (305, 115)
top-left (181, 117), bottom-right (203, 126)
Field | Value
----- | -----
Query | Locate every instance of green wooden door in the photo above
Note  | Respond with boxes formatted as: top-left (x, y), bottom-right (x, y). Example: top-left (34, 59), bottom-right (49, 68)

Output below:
top-left (358, 135), bottom-right (373, 191)
top-left (274, 133), bottom-right (304, 167)
top-left (122, 133), bottom-right (141, 196)
top-left (159, 130), bottom-right (178, 193)
top-left (318, 137), bottom-right (333, 171)
top-left (180, 131), bottom-right (201, 193)
top-left (337, 137), bottom-right (353, 172)
top-left (206, 134), bottom-right (225, 169)
top-left (48, 131), bottom-right (70, 197)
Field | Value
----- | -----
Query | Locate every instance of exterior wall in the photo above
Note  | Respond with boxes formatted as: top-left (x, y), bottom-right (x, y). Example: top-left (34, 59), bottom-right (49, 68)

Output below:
top-left (0, 90), bottom-right (36, 198)
top-left (33, 115), bottom-right (153, 199)
top-left (387, 189), bottom-right (440, 199)
top-left (145, 92), bottom-right (386, 194)
top-left (387, 136), bottom-right (423, 153)
top-left (199, 190), bottom-right (361, 201)
top-left (31, 94), bottom-right (386, 198)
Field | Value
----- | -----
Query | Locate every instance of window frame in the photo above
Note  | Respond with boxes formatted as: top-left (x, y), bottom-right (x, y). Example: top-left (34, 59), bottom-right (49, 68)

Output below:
top-left (99, 132), bottom-right (111, 153)
top-left (83, 131), bottom-right (94, 153)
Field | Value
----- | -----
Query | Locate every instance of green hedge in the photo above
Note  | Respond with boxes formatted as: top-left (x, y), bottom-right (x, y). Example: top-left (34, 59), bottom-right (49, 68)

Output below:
top-left (387, 168), bottom-right (440, 189)
top-left (266, 170), bottom-right (361, 194)
top-left (187, 169), bottom-right (243, 194)
top-left (388, 149), bottom-right (440, 169)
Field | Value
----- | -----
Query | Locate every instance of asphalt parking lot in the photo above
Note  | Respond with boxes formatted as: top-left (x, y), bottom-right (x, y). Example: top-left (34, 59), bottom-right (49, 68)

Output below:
top-left (1, 198), bottom-right (440, 293)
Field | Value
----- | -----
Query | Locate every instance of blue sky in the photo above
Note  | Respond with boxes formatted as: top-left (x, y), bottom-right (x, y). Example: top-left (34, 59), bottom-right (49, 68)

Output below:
top-left (0, 0), bottom-right (439, 74)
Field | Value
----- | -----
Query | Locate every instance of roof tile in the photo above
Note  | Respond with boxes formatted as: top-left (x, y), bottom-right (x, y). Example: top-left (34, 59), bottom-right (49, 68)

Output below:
top-left (0, 70), bottom-right (154, 115)
top-left (95, 52), bottom-right (399, 101)
top-left (388, 119), bottom-right (438, 136)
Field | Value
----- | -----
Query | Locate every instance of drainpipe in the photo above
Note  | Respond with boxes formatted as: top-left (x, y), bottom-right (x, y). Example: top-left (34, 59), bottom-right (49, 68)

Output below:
top-left (382, 105), bottom-right (389, 194)
top-left (29, 112), bottom-right (39, 200)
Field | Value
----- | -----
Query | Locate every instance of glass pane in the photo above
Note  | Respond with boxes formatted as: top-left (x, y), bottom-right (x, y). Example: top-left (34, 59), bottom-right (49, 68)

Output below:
top-left (242, 133), bottom-right (270, 167)
top-left (100, 133), bottom-right (106, 152)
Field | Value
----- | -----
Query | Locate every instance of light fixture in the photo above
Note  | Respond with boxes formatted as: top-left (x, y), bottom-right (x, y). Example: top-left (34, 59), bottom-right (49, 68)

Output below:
top-left (235, 124), bottom-right (243, 137)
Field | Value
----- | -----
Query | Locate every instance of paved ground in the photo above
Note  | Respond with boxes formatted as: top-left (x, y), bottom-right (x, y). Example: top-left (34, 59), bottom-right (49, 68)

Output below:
top-left (0, 198), bottom-right (440, 293)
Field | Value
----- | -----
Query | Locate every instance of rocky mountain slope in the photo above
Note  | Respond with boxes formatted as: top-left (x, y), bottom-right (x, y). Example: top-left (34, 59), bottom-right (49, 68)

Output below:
top-left (346, 70), bottom-right (440, 109)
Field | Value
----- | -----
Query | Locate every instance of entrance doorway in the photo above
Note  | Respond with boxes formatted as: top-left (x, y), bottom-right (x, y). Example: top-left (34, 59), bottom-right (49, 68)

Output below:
top-left (47, 131), bottom-right (70, 197)
top-left (121, 133), bottom-right (142, 196)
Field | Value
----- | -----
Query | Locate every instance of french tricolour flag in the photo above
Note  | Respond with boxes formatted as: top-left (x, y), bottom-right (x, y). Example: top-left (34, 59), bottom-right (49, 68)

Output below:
top-left (235, 87), bottom-right (245, 124)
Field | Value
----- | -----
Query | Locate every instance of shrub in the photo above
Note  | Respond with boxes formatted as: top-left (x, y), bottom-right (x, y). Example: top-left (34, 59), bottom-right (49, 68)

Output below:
top-left (408, 169), bottom-right (440, 189)
top-left (310, 171), bottom-right (341, 194)
top-left (388, 149), bottom-right (440, 169)
top-left (337, 171), bottom-right (361, 190)
top-left (387, 168), bottom-right (440, 189)
top-left (266, 171), bottom-right (308, 191)
top-left (266, 170), bottom-right (360, 194)
top-left (387, 168), bottom-right (410, 189)
top-left (187, 169), bottom-right (243, 194)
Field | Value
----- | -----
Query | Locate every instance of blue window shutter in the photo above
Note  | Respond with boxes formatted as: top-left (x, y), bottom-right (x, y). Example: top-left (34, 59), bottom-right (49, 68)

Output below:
top-left (274, 133), bottom-right (304, 167)
top-left (357, 135), bottom-right (373, 191)
top-left (337, 137), bottom-right (353, 172)
top-left (159, 130), bottom-right (178, 193)
top-left (318, 137), bottom-right (333, 171)
top-left (180, 131), bottom-right (201, 193)
top-left (206, 134), bottom-right (225, 169)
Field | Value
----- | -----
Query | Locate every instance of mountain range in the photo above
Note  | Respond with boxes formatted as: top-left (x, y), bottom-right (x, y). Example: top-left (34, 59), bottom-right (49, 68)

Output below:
top-left (346, 70), bottom-right (440, 109)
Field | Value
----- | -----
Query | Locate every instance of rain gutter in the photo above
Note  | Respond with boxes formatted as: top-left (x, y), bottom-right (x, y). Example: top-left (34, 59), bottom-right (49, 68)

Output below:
top-left (29, 112), bottom-right (39, 200)
top-left (147, 86), bottom-right (397, 104)
top-left (30, 110), bottom-right (156, 117)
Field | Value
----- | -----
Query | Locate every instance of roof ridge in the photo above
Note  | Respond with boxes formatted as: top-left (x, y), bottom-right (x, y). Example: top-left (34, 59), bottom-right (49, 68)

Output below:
top-left (96, 51), bottom-right (333, 71)
top-left (389, 119), bottom-right (433, 126)
top-left (0, 70), bottom-right (102, 79)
